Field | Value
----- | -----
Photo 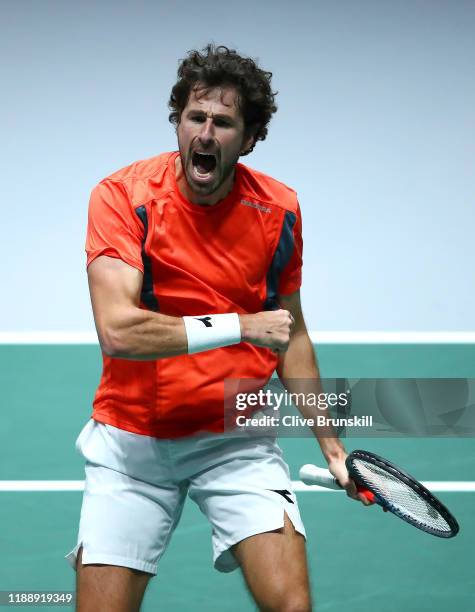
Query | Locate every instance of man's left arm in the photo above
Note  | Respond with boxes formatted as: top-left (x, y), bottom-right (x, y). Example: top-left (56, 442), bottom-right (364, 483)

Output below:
top-left (277, 290), bottom-right (370, 505)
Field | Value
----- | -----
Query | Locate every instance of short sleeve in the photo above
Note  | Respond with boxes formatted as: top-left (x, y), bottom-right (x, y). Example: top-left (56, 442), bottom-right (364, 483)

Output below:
top-left (85, 180), bottom-right (144, 271)
top-left (278, 202), bottom-right (303, 296)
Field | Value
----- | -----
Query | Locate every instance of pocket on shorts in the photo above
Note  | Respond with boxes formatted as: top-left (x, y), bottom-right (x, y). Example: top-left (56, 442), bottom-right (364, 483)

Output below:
top-left (75, 419), bottom-right (95, 455)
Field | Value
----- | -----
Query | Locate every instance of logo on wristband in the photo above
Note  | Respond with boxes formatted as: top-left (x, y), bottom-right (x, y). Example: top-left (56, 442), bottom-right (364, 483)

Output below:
top-left (194, 316), bottom-right (213, 327)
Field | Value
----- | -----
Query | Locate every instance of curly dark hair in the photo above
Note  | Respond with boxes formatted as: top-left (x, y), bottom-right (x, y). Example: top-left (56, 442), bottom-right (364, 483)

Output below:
top-left (168, 44), bottom-right (277, 155)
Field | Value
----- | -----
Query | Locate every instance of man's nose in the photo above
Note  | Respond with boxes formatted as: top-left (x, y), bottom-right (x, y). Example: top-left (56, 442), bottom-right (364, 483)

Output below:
top-left (198, 119), bottom-right (215, 145)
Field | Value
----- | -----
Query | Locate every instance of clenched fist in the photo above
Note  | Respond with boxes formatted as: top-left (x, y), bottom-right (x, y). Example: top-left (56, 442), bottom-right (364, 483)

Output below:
top-left (239, 309), bottom-right (295, 353)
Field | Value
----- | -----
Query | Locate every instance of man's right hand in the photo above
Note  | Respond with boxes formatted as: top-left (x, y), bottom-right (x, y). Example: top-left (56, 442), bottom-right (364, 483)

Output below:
top-left (239, 309), bottom-right (294, 353)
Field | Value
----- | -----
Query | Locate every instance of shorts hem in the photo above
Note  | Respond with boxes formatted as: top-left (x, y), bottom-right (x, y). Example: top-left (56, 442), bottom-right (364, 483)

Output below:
top-left (214, 513), bottom-right (306, 573)
top-left (65, 543), bottom-right (157, 576)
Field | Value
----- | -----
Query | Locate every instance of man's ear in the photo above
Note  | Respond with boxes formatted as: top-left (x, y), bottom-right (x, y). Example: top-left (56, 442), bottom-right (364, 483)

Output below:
top-left (240, 128), bottom-right (256, 156)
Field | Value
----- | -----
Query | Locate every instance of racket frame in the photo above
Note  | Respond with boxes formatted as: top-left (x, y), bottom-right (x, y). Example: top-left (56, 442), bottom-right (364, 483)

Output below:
top-left (346, 450), bottom-right (459, 538)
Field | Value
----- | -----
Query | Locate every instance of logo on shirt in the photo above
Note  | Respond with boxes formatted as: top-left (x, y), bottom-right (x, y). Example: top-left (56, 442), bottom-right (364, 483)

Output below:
top-left (194, 316), bottom-right (213, 327)
top-left (240, 199), bottom-right (271, 214)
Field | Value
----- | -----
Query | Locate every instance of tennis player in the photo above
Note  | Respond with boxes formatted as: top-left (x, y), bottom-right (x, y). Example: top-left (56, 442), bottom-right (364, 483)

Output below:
top-left (66, 44), bottom-right (369, 612)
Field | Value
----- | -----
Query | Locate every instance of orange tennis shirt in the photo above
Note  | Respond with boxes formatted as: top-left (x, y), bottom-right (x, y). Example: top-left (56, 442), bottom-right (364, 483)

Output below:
top-left (86, 151), bottom-right (303, 437)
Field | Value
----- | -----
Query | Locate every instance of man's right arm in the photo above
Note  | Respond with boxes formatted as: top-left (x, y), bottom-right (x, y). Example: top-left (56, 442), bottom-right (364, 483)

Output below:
top-left (88, 255), bottom-right (293, 360)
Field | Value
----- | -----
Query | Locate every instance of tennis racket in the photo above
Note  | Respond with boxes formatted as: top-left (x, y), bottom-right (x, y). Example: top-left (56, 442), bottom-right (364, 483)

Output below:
top-left (299, 450), bottom-right (459, 538)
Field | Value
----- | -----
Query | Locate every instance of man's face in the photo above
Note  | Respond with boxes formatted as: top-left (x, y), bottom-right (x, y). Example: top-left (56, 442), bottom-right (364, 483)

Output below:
top-left (176, 85), bottom-right (252, 202)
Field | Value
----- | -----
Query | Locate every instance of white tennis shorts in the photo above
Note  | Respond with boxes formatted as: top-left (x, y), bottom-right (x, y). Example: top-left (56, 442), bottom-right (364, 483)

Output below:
top-left (65, 419), bottom-right (305, 575)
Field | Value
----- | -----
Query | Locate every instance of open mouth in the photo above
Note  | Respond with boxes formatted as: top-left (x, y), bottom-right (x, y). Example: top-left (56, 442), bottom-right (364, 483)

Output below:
top-left (192, 151), bottom-right (217, 177)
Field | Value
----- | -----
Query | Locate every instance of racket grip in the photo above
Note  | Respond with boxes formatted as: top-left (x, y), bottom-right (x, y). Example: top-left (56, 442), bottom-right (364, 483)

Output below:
top-left (356, 484), bottom-right (375, 503)
top-left (299, 464), bottom-right (341, 490)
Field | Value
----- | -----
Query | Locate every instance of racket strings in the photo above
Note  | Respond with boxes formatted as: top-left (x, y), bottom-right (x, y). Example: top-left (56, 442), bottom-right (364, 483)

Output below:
top-left (352, 459), bottom-right (452, 534)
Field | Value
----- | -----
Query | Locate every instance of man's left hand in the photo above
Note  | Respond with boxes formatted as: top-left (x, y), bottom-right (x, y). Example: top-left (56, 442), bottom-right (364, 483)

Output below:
top-left (327, 456), bottom-right (374, 506)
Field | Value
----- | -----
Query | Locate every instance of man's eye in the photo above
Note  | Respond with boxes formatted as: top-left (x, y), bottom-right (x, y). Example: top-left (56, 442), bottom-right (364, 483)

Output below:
top-left (191, 115), bottom-right (205, 123)
top-left (215, 120), bottom-right (231, 128)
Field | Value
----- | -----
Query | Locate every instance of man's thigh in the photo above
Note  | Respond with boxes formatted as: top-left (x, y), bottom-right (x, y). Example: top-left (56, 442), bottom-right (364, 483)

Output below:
top-left (233, 512), bottom-right (312, 612)
top-left (76, 546), bottom-right (151, 612)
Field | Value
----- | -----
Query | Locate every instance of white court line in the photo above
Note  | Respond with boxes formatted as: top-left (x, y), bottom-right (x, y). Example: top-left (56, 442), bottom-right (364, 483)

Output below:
top-left (1, 481), bottom-right (474, 492)
top-left (0, 481), bottom-right (85, 491)
top-left (0, 332), bottom-right (98, 344)
top-left (292, 481), bottom-right (475, 493)
top-left (1, 331), bottom-right (475, 344)
top-left (309, 331), bottom-right (475, 344)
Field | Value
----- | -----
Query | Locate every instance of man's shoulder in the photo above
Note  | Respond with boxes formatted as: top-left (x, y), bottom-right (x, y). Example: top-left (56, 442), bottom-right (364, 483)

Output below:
top-left (97, 152), bottom-right (174, 188)
top-left (237, 162), bottom-right (298, 213)
top-left (91, 152), bottom-right (176, 208)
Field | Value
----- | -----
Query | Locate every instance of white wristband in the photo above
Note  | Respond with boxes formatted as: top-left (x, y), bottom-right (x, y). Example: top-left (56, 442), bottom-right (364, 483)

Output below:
top-left (183, 313), bottom-right (242, 354)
